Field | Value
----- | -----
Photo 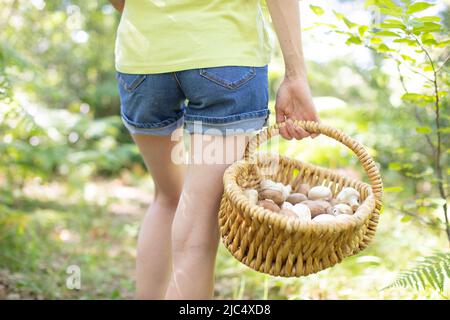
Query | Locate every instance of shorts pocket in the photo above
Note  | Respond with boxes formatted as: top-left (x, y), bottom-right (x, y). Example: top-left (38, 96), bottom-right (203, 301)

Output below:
top-left (199, 66), bottom-right (256, 90)
top-left (117, 72), bottom-right (147, 93)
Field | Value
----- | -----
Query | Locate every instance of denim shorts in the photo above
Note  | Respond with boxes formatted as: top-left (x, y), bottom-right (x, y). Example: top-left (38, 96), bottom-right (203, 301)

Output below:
top-left (116, 65), bottom-right (269, 135)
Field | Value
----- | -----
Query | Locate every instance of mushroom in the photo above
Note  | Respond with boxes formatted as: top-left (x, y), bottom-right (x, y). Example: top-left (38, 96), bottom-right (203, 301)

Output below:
top-left (243, 189), bottom-right (258, 205)
top-left (335, 213), bottom-right (354, 222)
top-left (308, 186), bottom-right (332, 201)
top-left (281, 202), bottom-right (294, 210)
top-left (291, 203), bottom-right (312, 221)
top-left (286, 193), bottom-right (308, 205)
top-left (297, 183), bottom-right (311, 195)
top-left (336, 187), bottom-right (360, 211)
top-left (260, 179), bottom-right (278, 191)
top-left (257, 199), bottom-right (280, 212)
top-left (330, 203), bottom-right (353, 216)
top-left (259, 189), bottom-right (284, 205)
top-left (280, 184), bottom-right (292, 200)
top-left (301, 200), bottom-right (330, 218)
top-left (312, 214), bottom-right (337, 223)
top-left (279, 209), bottom-right (297, 219)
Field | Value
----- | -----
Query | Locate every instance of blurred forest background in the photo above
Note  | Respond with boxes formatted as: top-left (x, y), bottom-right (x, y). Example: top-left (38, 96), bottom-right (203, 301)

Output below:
top-left (0, 0), bottom-right (449, 299)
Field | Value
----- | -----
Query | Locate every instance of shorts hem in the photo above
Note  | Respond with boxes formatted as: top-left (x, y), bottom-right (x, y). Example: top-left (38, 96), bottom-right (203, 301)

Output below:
top-left (122, 116), bottom-right (184, 136)
top-left (185, 116), bottom-right (268, 136)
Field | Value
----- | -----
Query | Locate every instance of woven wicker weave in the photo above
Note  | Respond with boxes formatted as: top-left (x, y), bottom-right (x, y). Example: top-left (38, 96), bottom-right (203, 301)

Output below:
top-left (218, 120), bottom-right (383, 277)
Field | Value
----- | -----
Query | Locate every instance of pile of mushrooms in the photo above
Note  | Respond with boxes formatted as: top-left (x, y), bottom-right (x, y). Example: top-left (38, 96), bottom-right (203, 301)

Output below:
top-left (243, 179), bottom-right (361, 223)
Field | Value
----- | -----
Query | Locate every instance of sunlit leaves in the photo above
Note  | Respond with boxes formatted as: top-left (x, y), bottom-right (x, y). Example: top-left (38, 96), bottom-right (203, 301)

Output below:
top-left (384, 186), bottom-right (404, 192)
top-left (412, 22), bottom-right (442, 34)
top-left (380, 19), bottom-right (407, 30)
top-left (401, 93), bottom-right (436, 105)
top-left (406, 1), bottom-right (434, 14)
top-left (373, 30), bottom-right (400, 37)
top-left (415, 126), bottom-right (432, 134)
top-left (358, 25), bottom-right (369, 37)
top-left (346, 35), bottom-right (363, 45)
top-left (309, 5), bottom-right (324, 16)
top-left (388, 162), bottom-right (403, 170)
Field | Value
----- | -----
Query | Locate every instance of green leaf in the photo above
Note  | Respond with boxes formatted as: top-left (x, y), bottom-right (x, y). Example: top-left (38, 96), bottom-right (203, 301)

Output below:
top-left (406, 2), bottom-right (434, 14)
top-left (421, 33), bottom-right (437, 46)
top-left (401, 215), bottom-right (412, 222)
top-left (313, 22), bottom-right (338, 29)
top-left (436, 39), bottom-right (450, 48)
top-left (415, 126), bottom-right (432, 134)
top-left (370, 37), bottom-right (383, 44)
top-left (374, 30), bottom-right (400, 37)
top-left (380, 19), bottom-right (407, 30)
top-left (401, 93), bottom-right (435, 104)
top-left (310, 5), bottom-right (325, 16)
top-left (415, 16), bottom-right (441, 23)
top-left (383, 252), bottom-right (450, 292)
top-left (438, 127), bottom-right (450, 134)
top-left (343, 17), bottom-right (358, 29)
top-left (388, 162), bottom-right (402, 171)
top-left (401, 54), bottom-right (416, 62)
top-left (377, 43), bottom-right (392, 52)
top-left (393, 38), bottom-right (417, 46)
top-left (384, 186), bottom-right (404, 192)
top-left (423, 64), bottom-right (434, 72)
top-left (413, 22), bottom-right (442, 34)
top-left (333, 10), bottom-right (345, 20)
top-left (346, 35), bottom-right (362, 45)
top-left (359, 25), bottom-right (369, 37)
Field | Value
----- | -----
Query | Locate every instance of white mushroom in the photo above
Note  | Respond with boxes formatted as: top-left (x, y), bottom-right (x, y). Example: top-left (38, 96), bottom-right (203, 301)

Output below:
top-left (244, 189), bottom-right (258, 205)
top-left (291, 203), bottom-right (312, 221)
top-left (280, 184), bottom-right (292, 199)
top-left (330, 203), bottom-right (353, 216)
top-left (281, 202), bottom-right (294, 210)
top-left (335, 214), bottom-right (354, 222)
top-left (260, 179), bottom-right (278, 191)
top-left (336, 187), bottom-right (360, 211)
top-left (308, 186), bottom-right (332, 201)
top-left (259, 179), bottom-right (290, 203)
top-left (312, 214), bottom-right (336, 223)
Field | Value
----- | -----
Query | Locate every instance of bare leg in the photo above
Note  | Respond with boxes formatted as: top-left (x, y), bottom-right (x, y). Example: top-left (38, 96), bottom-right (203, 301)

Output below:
top-left (165, 134), bottom-right (248, 299)
top-left (133, 132), bottom-right (185, 299)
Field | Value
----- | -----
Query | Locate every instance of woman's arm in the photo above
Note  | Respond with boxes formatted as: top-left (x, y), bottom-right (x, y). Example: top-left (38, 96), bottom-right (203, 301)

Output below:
top-left (109, 0), bottom-right (125, 13)
top-left (266, 0), bottom-right (319, 140)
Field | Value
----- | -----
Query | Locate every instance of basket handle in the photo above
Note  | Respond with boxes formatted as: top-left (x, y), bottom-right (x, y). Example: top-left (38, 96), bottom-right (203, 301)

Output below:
top-left (244, 120), bottom-right (383, 209)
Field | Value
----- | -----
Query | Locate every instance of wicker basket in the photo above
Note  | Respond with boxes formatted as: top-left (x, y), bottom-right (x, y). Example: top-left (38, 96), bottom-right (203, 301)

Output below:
top-left (218, 120), bottom-right (383, 277)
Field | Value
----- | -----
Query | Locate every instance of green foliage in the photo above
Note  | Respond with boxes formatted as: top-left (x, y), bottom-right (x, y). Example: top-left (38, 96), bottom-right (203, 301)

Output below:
top-left (384, 251), bottom-right (450, 291)
top-left (313, 0), bottom-right (450, 243)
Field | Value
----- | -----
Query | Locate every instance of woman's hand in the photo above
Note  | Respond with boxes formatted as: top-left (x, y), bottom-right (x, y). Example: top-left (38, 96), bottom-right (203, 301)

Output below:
top-left (275, 75), bottom-right (320, 140)
top-left (266, 0), bottom-right (320, 140)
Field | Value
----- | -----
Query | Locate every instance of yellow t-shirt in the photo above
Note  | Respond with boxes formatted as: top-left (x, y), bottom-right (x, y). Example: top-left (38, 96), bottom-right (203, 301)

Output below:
top-left (115, 0), bottom-right (273, 74)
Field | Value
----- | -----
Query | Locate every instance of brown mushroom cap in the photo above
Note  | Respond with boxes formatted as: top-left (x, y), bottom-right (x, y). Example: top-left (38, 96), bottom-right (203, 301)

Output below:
top-left (301, 200), bottom-right (329, 218)
top-left (286, 193), bottom-right (308, 205)
top-left (259, 189), bottom-right (284, 205)
top-left (257, 199), bottom-right (281, 212)
top-left (297, 183), bottom-right (311, 195)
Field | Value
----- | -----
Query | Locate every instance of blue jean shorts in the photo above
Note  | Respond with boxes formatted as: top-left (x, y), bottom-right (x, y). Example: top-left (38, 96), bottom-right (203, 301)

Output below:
top-left (116, 65), bottom-right (269, 135)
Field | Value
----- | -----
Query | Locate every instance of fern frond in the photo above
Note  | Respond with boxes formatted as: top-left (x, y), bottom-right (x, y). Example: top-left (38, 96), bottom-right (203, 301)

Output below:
top-left (384, 251), bottom-right (450, 292)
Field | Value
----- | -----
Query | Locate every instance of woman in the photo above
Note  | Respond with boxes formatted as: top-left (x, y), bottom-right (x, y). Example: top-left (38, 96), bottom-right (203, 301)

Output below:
top-left (109, 0), bottom-right (319, 299)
